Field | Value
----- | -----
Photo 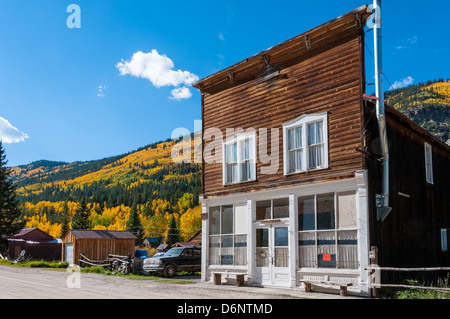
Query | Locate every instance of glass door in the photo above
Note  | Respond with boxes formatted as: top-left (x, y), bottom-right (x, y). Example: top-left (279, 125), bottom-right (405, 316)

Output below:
top-left (255, 225), bottom-right (290, 286)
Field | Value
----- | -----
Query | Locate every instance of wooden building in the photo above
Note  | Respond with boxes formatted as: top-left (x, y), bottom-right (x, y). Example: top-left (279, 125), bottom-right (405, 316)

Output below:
top-left (61, 230), bottom-right (137, 265)
top-left (193, 4), bottom-right (450, 296)
top-left (5, 228), bottom-right (61, 261)
top-left (172, 229), bottom-right (203, 248)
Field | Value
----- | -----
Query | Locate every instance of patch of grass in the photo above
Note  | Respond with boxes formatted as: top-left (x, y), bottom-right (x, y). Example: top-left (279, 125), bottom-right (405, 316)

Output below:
top-left (0, 259), bottom-right (69, 269)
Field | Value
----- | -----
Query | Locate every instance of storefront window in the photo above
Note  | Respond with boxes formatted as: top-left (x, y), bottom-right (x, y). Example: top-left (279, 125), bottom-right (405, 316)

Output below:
top-left (298, 192), bottom-right (358, 270)
top-left (209, 204), bottom-right (248, 266)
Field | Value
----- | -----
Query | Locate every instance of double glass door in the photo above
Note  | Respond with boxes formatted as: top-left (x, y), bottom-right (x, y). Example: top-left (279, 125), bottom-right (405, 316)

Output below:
top-left (256, 225), bottom-right (290, 286)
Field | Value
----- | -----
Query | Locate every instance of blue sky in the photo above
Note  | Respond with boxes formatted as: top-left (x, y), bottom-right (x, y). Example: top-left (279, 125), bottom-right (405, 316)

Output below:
top-left (1, 0), bottom-right (449, 166)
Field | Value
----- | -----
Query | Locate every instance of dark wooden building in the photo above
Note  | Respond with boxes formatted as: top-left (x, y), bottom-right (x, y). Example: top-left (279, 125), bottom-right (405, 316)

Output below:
top-left (193, 4), bottom-right (450, 296)
top-left (61, 230), bottom-right (137, 266)
top-left (6, 228), bottom-right (62, 261)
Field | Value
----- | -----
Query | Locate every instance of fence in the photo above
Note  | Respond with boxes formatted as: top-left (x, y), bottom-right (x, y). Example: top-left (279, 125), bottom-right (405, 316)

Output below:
top-left (79, 253), bottom-right (134, 274)
top-left (366, 266), bottom-right (450, 294)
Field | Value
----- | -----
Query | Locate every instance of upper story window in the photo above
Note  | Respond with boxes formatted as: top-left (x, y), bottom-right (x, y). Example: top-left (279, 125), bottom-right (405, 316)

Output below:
top-left (283, 113), bottom-right (329, 175)
top-left (223, 133), bottom-right (256, 185)
top-left (424, 142), bottom-right (434, 184)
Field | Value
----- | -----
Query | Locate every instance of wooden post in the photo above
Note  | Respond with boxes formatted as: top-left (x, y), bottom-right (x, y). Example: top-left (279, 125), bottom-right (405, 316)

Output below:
top-left (304, 282), bottom-right (312, 292)
top-left (236, 275), bottom-right (245, 287)
top-left (370, 246), bottom-right (380, 298)
top-left (213, 273), bottom-right (222, 285)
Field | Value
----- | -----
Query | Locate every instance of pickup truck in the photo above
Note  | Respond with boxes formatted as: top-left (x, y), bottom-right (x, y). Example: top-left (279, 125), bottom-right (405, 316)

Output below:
top-left (142, 246), bottom-right (201, 277)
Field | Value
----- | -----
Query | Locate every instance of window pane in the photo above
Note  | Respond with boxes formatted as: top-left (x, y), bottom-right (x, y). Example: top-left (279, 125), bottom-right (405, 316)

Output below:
top-left (309, 145), bottom-right (317, 169)
top-left (221, 235), bottom-right (233, 265)
top-left (221, 205), bottom-right (234, 234)
top-left (296, 149), bottom-right (303, 171)
top-left (316, 144), bottom-right (323, 167)
top-left (289, 150), bottom-right (296, 173)
top-left (209, 207), bottom-right (221, 235)
top-left (317, 193), bottom-right (335, 230)
top-left (338, 231), bottom-right (358, 269)
top-left (226, 164), bottom-right (233, 184)
top-left (308, 123), bottom-right (316, 146)
top-left (241, 161), bottom-right (248, 181)
top-left (337, 192), bottom-right (357, 228)
top-left (316, 121), bottom-right (323, 143)
top-left (299, 232), bottom-right (316, 268)
top-left (209, 236), bottom-right (220, 265)
top-left (242, 139), bottom-right (250, 160)
top-left (275, 248), bottom-right (289, 267)
top-left (256, 228), bottom-right (269, 247)
top-left (256, 229), bottom-right (269, 267)
top-left (273, 198), bottom-right (289, 219)
top-left (234, 205), bottom-right (248, 235)
top-left (248, 160), bottom-right (255, 180)
top-left (295, 127), bottom-right (302, 148)
top-left (288, 129), bottom-right (295, 150)
top-left (298, 196), bottom-right (315, 231)
top-left (318, 232), bottom-right (336, 268)
top-left (256, 200), bottom-right (271, 220)
top-left (275, 227), bottom-right (289, 246)
top-left (234, 235), bottom-right (247, 266)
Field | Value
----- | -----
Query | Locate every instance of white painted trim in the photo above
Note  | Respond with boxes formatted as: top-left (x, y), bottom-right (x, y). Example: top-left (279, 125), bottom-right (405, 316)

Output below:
top-left (202, 171), bottom-right (371, 294)
top-left (222, 132), bottom-right (257, 186)
top-left (201, 201), bottom-right (209, 282)
top-left (424, 142), bottom-right (434, 184)
top-left (282, 112), bottom-right (329, 175)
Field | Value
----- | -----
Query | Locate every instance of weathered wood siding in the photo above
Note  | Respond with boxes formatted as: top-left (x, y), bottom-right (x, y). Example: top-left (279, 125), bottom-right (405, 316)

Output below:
top-left (61, 232), bottom-right (135, 265)
top-left (201, 31), bottom-right (366, 197)
top-left (364, 102), bottom-right (450, 272)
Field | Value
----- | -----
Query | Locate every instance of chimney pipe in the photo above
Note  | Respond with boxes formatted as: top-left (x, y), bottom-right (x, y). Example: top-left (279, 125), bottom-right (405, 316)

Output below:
top-left (373, 0), bottom-right (392, 221)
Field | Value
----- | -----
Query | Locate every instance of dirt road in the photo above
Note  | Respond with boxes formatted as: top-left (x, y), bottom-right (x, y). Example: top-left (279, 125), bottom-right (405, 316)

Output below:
top-left (0, 265), bottom-right (361, 300)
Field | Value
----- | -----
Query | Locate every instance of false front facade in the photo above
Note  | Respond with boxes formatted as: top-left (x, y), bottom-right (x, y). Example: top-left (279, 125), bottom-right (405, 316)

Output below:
top-left (193, 5), bottom-right (450, 296)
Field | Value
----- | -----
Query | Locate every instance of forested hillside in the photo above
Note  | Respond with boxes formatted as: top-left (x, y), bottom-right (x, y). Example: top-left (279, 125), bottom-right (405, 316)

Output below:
top-left (385, 79), bottom-right (450, 142)
top-left (11, 138), bottom-right (202, 241)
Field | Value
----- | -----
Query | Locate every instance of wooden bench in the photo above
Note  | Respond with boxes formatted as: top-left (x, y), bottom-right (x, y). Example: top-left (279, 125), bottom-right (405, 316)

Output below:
top-left (213, 272), bottom-right (247, 287)
top-left (299, 279), bottom-right (353, 296)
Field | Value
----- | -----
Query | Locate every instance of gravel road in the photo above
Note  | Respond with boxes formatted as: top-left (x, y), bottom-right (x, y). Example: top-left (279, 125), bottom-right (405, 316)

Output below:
top-left (0, 265), bottom-right (308, 299)
top-left (0, 265), bottom-right (362, 300)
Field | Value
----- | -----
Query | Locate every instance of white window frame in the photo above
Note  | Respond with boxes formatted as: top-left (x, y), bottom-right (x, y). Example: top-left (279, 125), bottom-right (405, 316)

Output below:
top-left (223, 132), bottom-right (257, 185)
top-left (424, 143), bottom-right (434, 184)
top-left (283, 113), bottom-right (329, 176)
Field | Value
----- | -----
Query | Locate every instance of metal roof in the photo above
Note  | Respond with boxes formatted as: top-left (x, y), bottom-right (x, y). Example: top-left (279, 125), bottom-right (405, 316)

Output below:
top-left (68, 230), bottom-right (137, 239)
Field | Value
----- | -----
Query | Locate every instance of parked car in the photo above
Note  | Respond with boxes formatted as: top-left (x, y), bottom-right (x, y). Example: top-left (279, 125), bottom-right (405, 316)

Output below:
top-left (142, 246), bottom-right (201, 277)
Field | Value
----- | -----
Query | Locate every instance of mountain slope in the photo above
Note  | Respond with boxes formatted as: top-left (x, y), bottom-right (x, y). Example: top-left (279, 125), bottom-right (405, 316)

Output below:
top-left (385, 79), bottom-right (450, 142)
top-left (11, 138), bottom-right (201, 208)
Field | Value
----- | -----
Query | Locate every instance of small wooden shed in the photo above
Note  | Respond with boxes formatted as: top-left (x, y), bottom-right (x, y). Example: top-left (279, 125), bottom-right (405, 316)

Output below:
top-left (61, 230), bottom-right (137, 265)
top-left (6, 228), bottom-right (62, 261)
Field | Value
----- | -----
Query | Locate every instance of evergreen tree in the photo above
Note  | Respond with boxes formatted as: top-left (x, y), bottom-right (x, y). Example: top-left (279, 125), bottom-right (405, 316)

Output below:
top-left (0, 141), bottom-right (24, 252)
top-left (60, 201), bottom-right (70, 236)
top-left (71, 197), bottom-right (90, 230)
top-left (126, 203), bottom-right (143, 246)
top-left (165, 215), bottom-right (181, 246)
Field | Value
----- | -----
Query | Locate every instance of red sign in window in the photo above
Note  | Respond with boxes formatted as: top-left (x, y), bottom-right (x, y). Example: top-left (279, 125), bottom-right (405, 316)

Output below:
top-left (322, 254), bottom-right (331, 261)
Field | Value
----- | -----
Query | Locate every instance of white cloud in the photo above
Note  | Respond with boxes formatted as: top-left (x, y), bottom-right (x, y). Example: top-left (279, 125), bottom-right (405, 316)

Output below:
top-left (97, 85), bottom-right (107, 97)
top-left (395, 36), bottom-right (418, 50)
top-left (0, 117), bottom-right (29, 144)
top-left (218, 33), bottom-right (225, 42)
top-left (116, 50), bottom-right (198, 100)
top-left (170, 86), bottom-right (192, 101)
top-left (390, 76), bottom-right (414, 90)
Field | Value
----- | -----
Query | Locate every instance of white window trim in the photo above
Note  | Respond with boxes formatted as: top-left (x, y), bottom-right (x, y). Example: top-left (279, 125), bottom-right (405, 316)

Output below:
top-left (424, 142), bottom-right (434, 184)
top-left (222, 132), bottom-right (257, 185)
top-left (283, 113), bottom-right (329, 176)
